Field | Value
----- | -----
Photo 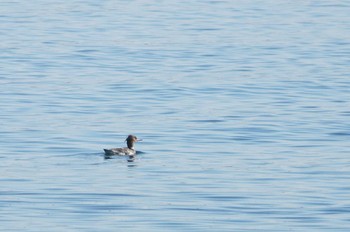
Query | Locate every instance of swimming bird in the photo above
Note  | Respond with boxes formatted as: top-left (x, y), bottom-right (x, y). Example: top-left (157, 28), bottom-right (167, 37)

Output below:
top-left (104, 135), bottom-right (141, 156)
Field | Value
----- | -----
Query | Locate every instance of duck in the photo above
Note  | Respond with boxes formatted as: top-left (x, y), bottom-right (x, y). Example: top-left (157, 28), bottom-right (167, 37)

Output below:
top-left (104, 135), bottom-right (141, 156)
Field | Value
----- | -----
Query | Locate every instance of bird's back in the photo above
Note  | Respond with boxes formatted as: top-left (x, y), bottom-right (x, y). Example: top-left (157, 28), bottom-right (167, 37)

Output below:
top-left (104, 147), bottom-right (135, 156)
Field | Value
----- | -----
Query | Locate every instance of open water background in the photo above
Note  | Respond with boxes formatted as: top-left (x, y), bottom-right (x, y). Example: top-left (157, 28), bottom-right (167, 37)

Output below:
top-left (1, 1), bottom-right (350, 231)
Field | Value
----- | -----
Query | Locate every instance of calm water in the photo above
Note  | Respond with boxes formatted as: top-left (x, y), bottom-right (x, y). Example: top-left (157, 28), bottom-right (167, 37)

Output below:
top-left (1, 1), bottom-right (350, 231)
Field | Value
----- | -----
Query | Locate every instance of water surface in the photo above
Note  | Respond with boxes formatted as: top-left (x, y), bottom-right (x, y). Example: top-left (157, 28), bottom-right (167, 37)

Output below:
top-left (1, 1), bottom-right (350, 231)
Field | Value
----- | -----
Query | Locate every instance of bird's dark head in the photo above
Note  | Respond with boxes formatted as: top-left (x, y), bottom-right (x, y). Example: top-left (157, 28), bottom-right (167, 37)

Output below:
top-left (125, 135), bottom-right (141, 149)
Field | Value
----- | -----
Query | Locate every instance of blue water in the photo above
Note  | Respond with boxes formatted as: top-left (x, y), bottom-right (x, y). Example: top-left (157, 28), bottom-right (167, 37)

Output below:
top-left (1, 1), bottom-right (350, 231)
